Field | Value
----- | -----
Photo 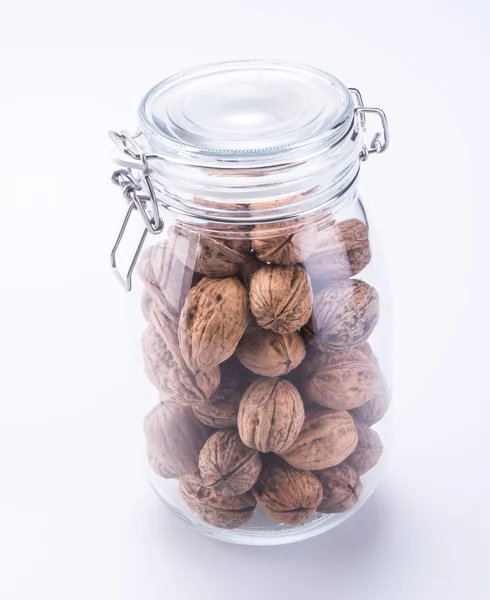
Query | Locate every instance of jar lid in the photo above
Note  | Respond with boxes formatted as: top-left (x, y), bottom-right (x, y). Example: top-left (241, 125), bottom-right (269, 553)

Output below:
top-left (139, 60), bottom-right (354, 161)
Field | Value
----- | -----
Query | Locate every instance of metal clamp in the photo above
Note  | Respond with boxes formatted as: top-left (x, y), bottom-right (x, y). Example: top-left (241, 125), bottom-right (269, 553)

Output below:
top-left (109, 130), bottom-right (164, 291)
top-left (355, 107), bottom-right (390, 161)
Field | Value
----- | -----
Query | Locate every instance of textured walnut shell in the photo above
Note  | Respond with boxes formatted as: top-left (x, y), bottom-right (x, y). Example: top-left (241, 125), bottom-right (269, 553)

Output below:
top-left (144, 402), bottom-right (209, 479)
top-left (280, 408), bottom-right (358, 470)
top-left (349, 384), bottom-right (390, 426)
top-left (142, 306), bottom-right (220, 406)
top-left (300, 348), bottom-right (382, 410)
top-left (345, 423), bottom-right (383, 475)
top-left (192, 358), bottom-right (256, 428)
top-left (236, 327), bottom-right (306, 377)
top-left (198, 430), bottom-right (261, 496)
top-left (315, 464), bottom-right (363, 513)
top-left (252, 220), bottom-right (318, 265)
top-left (306, 279), bottom-right (380, 352)
top-left (252, 456), bottom-right (322, 525)
top-left (179, 277), bottom-right (249, 373)
top-left (138, 242), bottom-right (196, 322)
top-left (306, 219), bottom-right (371, 285)
top-left (250, 265), bottom-right (312, 334)
top-left (170, 225), bottom-right (251, 277)
top-left (238, 378), bottom-right (305, 453)
top-left (180, 473), bottom-right (256, 529)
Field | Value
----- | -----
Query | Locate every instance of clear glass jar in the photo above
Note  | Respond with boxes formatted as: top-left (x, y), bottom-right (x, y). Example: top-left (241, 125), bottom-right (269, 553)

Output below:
top-left (109, 60), bottom-right (391, 545)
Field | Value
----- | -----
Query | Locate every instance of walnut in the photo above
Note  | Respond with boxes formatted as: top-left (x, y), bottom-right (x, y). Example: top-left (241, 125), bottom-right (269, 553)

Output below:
top-left (179, 277), bottom-right (249, 373)
top-left (280, 408), bottom-right (358, 470)
top-left (349, 384), bottom-right (390, 426)
top-left (236, 327), bottom-right (306, 377)
top-left (138, 242), bottom-right (196, 322)
top-left (315, 464), bottom-right (363, 513)
top-left (344, 423), bottom-right (383, 475)
top-left (198, 430), bottom-right (261, 496)
top-left (305, 279), bottom-right (380, 352)
top-left (142, 306), bottom-right (220, 405)
top-left (305, 219), bottom-right (371, 286)
top-left (180, 473), bottom-right (256, 529)
top-left (141, 289), bottom-right (153, 321)
top-left (192, 358), bottom-right (256, 428)
top-left (170, 224), bottom-right (251, 277)
top-left (144, 402), bottom-right (209, 478)
top-left (252, 456), bottom-right (323, 525)
top-left (252, 220), bottom-right (318, 265)
top-left (238, 378), bottom-right (305, 453)
top-left (250, 265), bottom-right (312, 334)
top-left (300, 348), bottom-right (382, 410)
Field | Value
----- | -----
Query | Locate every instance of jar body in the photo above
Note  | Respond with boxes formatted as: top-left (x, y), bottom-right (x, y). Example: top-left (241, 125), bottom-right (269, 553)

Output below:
top-left (134, 188), bottom-right (391, 545)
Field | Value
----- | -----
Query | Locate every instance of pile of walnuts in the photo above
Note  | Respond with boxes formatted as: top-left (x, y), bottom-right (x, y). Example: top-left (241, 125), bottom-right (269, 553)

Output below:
top-left (140, 216), bottom-right (388, 529)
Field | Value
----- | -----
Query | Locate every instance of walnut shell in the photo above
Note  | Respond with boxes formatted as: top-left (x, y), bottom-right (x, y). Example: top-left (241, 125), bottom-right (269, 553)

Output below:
top-left (236, 327), bottom-right (306, 377)
top-left (179, 277), bottom-right (249, 373)
top-left (138, 242), bottom-right (195, 322)
top-left (180, 473), bottom-right (256, 529)
top-left (142, 307), bottom-right (220, 406)
top-left (198, 430), bottom-right (262, 496)
top-left (252, 220), bottom-right (317, 265)
top-left (192, 358), bottom-right (256, 428)
top-left (345, 423), bottom-right (383, 475)
top-left (238, 378), bottom-right (305, 453)
top-left (279, 408), bottom-right (358, 470)
top-left (250, 265), bottom-right (312, 334)
top-left (306, 219), bottom-right (371, 285)
top-left (306, 279), bottom-right (380, 352)
top-left (170, 225), bottom-right (251, 277)
top-left (141, 289), bottom-right (153, 321)
top-left (252, 456), bottom-right (323, 525)
top-left (300, 348), bottom-right (382, 410)
top-left (349, 384), bottom-right (390, 427)
top-left (315, 464), bottom-right (363, 513)
top-left (144, 402), bottom-right (209, 478)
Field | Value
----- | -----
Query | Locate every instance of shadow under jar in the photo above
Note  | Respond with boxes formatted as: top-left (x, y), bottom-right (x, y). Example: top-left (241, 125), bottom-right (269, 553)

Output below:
top-left (109, 60), bottom-right (392, 546)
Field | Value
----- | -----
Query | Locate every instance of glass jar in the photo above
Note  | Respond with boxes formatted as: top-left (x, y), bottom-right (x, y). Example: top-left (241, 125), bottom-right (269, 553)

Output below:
top-left (109, 60), bottom-right (391, 545)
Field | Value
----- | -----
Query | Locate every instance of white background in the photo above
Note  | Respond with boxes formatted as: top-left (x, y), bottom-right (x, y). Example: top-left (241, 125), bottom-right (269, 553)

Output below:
top-left (1, 0), bottom-right (489, 598)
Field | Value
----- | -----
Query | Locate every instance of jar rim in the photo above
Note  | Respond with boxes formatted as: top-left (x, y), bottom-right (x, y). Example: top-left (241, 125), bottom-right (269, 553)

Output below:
top-left (138, 60), bottom-right (354, 163)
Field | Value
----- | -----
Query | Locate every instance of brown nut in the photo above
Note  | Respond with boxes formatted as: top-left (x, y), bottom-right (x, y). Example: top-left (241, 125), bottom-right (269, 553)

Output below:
top-left (305, 279), bottom-right (380, 352)
top-left (142, 307), bottom-right (220, 406)
top-left (250, 265), bottom-right (312, 334)
top-left (315, 464), bottom-right (363, 513)
top-left (344, 423), bottom-right (383, 475)
top-left (349, 384), bottom-right (390, 427)
top-left (300, 348), bottom-right (382, 410)
top-left (180, 473), bottom-right (256, 529)
top-left (236, 327), bottom-right (306, 377)
top-left (306, 219), bottom-right (371, 285)
top-left (279, 408), bottom-right (358, 470)
top-left (198, 430), bottom-right (262, 496)
top-left (144, 402), bottom-right (209, 478)
top-left (179, 277), bottom-right (249, 373)
top-left (170, 224), bottom-right (251, 277)
top-left (252, 456), bottom-right (323, 525)
top-left (238, 378), bottom-right (305, 453)
top-left (252, 218), bottom-right (318, 265)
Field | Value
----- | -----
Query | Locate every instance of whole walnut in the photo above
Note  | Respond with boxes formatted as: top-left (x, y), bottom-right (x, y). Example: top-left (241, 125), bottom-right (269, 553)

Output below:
top-left (236, 327), bottom-right (306, 377)
top-left (193, 358), bottom-right (256, 428)
top-left (238, 378), bottom-right (305, 453)
top-left (315, 464), bottom-right (363, 513)
top-left (305, 279), bottom-right (380, 352)
top-left (345, 423), bottom-right (383, 475)
top-left (179, 277), bottom-right (249, 373)
top-left (180, 473), bottom-right (256, 529)
top-left (250, 265), bottom-right (313, 334)
top-left (349, 384), bottom-right (390, 427)
top-left (300, 348), bottom-right (382, 410)
top-left (305, 219), bottom-right (371, 286)
top-left (142, 306), bottom-right (220, 406)
top-left (252, 219), bottom-right (318, 265)
top-left (170, 224), bottom-right (251, 277)
top-left (138, 242), bottom-right (196, 323)
top-left (280, 408), bottom-right (358, 470)
top-left (144, 401), bottom-right (209, 479)
top-left (252, 456), bottom-right (323, 525)
top-left (198, 430), bottom-right (261, 496)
